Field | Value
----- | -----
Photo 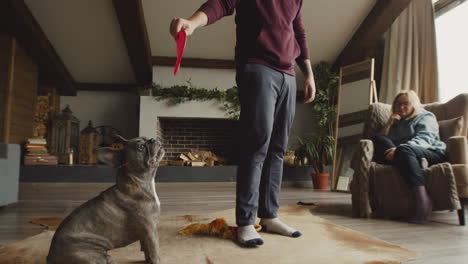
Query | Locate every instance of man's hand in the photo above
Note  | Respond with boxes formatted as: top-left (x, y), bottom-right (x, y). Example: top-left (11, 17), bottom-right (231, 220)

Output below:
top-left (303, 76), bottom-right (316, 103)
top-left (170, 12), bottom-right (208, 41)
top-left (296, 59), bottom-right (315, 104)
top-left (384, 147), bottom-right (397, 161)
top-left (170, 18), bottom-right (195, 40)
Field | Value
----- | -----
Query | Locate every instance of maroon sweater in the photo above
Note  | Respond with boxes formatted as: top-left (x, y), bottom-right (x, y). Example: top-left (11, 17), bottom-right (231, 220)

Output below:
top-left (198, 0), bottom-right (309, 75)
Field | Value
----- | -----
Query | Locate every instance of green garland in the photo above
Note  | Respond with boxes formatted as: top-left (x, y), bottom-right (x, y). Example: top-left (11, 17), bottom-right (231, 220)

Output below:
top-left (148, 82), bottom-right (240, 120)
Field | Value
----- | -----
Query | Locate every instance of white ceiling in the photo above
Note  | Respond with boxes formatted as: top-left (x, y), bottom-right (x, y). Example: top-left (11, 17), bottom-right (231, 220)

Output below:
top-left (24, 0), bottom-right (135, 83)
top-left (144, 0), bottom-right (377, 64)
top-left (23, 0), bottom-right (377, 84)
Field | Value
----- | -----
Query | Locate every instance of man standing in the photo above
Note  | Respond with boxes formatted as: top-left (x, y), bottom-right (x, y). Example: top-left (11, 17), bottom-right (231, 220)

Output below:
top-left (170, 0), bottom-right (316, 247)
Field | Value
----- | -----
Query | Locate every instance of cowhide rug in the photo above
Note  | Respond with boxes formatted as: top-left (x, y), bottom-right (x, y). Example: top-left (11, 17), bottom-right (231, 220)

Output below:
top-left (0, 205), bottom-right (419, 264)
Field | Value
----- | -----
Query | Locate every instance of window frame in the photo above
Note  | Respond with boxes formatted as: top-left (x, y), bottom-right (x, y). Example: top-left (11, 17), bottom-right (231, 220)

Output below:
top-left (434, 0), bottom-right (467, 17)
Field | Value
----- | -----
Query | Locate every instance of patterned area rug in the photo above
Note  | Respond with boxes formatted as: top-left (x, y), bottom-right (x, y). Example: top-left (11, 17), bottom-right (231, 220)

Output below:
top-left (0, 205), bottom-right (419, 264)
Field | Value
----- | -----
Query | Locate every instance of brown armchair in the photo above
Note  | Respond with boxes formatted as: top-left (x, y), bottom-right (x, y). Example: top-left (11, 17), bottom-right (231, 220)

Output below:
top-left (350, 93), bottom-right (468, 225)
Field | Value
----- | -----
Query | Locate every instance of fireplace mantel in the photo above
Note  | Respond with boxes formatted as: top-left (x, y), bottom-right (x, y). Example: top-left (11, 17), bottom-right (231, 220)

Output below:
top-left (139, 96), bottom-right (231, 139)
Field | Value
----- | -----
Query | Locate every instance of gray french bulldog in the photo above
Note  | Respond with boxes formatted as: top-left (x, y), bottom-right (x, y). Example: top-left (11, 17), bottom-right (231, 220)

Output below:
top-left (47, 136), bottom-right (165, 264)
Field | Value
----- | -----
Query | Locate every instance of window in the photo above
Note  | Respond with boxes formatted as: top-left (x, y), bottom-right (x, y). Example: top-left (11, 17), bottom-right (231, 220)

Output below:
top-left (434, 1), bottom-right (468, 102)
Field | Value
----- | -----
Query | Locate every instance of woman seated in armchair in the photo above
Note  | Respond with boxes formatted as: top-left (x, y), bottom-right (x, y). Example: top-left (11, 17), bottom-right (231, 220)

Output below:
top-left (372, 90), bottom-right (447, 224)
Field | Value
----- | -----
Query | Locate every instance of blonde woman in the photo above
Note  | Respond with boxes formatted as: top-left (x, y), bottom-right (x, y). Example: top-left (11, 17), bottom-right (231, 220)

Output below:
top-left (372, 90), bottom-right (447, 224)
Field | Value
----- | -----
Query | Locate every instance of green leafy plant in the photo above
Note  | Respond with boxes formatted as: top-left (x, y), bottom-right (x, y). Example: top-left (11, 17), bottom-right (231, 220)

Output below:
top-left (145, 81), bottom-right (240, 120)
top-left (311, 61), bottom-right (339, 134)
top-left (294, 61), bottom-right (339, 173)
top-left (295, 135), bottom-right (335, 174)
top-left (294, 136), bottom-right (309, 167)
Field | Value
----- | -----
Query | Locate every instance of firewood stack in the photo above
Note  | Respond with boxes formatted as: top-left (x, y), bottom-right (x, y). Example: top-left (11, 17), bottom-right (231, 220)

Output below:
top-left (283, 150), bottom-right (296, 167)
top-left (163, 149), bottom-right (226, 167)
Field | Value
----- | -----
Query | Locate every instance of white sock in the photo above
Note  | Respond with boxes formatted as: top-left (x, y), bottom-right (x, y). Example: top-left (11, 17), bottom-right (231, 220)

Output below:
top-left (237, 225), bottom-right (263, 246)
top-left (260, 218), bottom-right (302, 238)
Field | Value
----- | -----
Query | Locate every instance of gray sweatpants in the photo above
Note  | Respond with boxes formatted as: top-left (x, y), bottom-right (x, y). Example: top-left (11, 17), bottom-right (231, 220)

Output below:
top-left (235, 63), bottom-right (297, 226)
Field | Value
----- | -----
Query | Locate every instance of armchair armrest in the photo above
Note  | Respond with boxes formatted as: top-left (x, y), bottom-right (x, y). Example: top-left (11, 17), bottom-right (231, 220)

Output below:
top-left (448, 136), bottom-right (468, 165)
top-left (351, 139), bottom-right (374, 171)
top-left (350, 139), bottom-right (374, 218)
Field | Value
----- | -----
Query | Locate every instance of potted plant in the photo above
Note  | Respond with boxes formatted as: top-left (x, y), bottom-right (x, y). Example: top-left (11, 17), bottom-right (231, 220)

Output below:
top-left (295, 135), bottom-right (335, 190)
top-left (295, 61), bottom-right (338, 190)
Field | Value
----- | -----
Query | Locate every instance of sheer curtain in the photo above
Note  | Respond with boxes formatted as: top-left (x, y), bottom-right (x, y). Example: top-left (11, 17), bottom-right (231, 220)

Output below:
top-left (435, 2), bottom-right (468, 103)
top-left (380, 0), bottom-right (439, 104)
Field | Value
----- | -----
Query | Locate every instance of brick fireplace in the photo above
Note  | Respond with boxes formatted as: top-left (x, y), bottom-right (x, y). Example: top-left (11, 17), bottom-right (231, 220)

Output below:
top-left (156, 117), bottom-right (239, 163)
top-left (139, 96), bottom-right (240, 165)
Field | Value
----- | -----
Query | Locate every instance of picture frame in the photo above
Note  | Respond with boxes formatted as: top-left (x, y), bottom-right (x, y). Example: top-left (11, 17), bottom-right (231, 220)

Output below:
top-left (336, 176), bottom-right (350, 192)
top-left (335, 143), bottom-right (359, 192)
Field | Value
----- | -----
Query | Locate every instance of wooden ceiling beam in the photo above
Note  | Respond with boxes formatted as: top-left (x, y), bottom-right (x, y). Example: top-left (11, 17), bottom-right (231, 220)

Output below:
top-left (152, 56), bottom-right (236, 69)
top-left (75, 82), bottom-right (139, 92)
top-left (112, 0), bottom-right (153, 85)
top-left (0, 0), bottom-right (76, 96)
top-left (332, 0), bottom-right (413, 71)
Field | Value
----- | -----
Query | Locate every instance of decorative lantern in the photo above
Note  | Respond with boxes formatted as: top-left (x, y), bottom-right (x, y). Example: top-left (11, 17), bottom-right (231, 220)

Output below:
top-left (79, 120), bottom-right (100, 164)
top-left (50, 105), bottom-right (80, 164)
top-left (33, 94), bottom-right (51, 139)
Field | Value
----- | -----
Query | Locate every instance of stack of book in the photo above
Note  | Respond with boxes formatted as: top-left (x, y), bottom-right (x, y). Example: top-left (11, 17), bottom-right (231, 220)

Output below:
top-left (23, 138), bottom-right (58, 166)
top-left (25, 138), bottom-right (48, 155)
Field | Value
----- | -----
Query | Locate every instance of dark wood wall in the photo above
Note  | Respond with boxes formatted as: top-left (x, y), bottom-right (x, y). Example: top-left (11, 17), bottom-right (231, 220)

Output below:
top-left (0, 35), bottom-right (38, 144)
top-left (0, 35), bottom-right (12, 140)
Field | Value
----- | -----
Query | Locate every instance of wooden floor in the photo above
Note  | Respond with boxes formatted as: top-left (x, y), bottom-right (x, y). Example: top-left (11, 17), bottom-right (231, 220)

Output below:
top-left (1, 182), bottom-right (467, 264)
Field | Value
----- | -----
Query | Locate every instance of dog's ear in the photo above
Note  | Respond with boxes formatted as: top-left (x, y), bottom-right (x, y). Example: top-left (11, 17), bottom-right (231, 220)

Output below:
top-left (114, 134), bottom-right (128, 143)
top-left (95, 147), bottom-right (124, 168)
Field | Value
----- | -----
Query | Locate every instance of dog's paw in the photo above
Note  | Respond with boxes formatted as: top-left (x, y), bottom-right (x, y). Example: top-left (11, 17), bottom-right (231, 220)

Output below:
top-left (106, 254), bottom-right (115, 264)
top-left (145, 257), bottom-right (160, 264)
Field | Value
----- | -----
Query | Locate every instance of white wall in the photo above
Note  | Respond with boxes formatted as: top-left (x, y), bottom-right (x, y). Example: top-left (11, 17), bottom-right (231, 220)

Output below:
top-left (60, 90), bottom-right (139, 139)
top-left (58, 66), bottom-right (317, 149)
top-left (25, 0), bottom-right (135, 83)
top-left (150, 66), bottom-right (316, 149)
